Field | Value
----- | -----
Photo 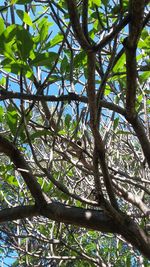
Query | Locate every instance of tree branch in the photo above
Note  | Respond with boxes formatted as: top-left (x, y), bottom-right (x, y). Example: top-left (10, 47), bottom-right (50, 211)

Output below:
top-left (0, 135), bottom-right (49, 206)
top-left (113, 180), bottom-right (150, 216)
top-left (0, 205), bottom-right (38, 223)
top-left (123, 0), bottom-right (145, 118)
top-left (66, 0), bottom-right (91, 50)
top-left (0, 89), bottom-right (126, 116)
top-left (93, 14), bottom-right (130, 52)
top-left (86, 52), bottom-right (119, 210)
top-left (128, 116), bottom-right (150, 168)
top-left (82, 0), bottom-right (90, 43)
top-left (0, 202), bottom-right (149, 259)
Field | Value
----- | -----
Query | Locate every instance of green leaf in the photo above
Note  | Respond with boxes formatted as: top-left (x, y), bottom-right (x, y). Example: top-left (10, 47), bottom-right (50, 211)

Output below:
top-left (0, 25), bottom-right (16, 60)
top-left (147, 99), bottom-right (150, 105)
top-left (116, 130), bottom-right (132, 135)
top-left (0, 25), bottom-right (34, 61)
top-left (39, 24), bottom-right (49, 42)
top-left (30, 130), bottom-right (51, 140)
top-left (6, 104), bottom-right (18, 135)
top-left (0, 248), bottom-right (4, 253)
top-left (102, 0), bottom-right (109, 4)
top-left (50, 33), bottom-right (63, 47)
top-left (48, 75), bottom-right (62, 84)
top-left (0, 77), bottom-right (6, 86)
top-left (138, 35), bottom-right (150, 49)
top-left (15, 26), bottom-right (34, 60)
top-left (31, 52), bottom-right (58, 66)
top-left (10, 0), bottom-right (17, 3)
top-left (91, 0), bottom-right (101, 6)
top-left (0, 106), bottom-right (4, 122)
top-left (7, 175), bottom-right (18, 187)
top-left (113, 54), bottom-right (125, 72)
top-left (74, 51), bottom-right (87, 68)
top-left (113, 117), bottom-right (119, 130)
top-left (39, 179), bottom-right (53, 193)
top-left (33, 17), bottom-right (53, 44)
top-left (15, 0), bottom-right (32, 4)
top-left (137, 94), bottom-right (143, 103)
top-left (1, 59), bottom-right (33, 76)
top-left (60, 56), bottom-right (69, 73)
top-left (126, 256), bottom-right (131, 267)
top-left (43, 33), bottom-right (63, 50)
top-left (16, 113), bottom-right (31, 142)
top-left (16, 10), bottom-right (33, 26)
top-left (59, 192), bottom-right (69, 201)
top-left (65, 114), bottom-right (72, 129)
top-left (139, 71), bottom-right (150, 82)
top-left (104, 86), bottom-right (111, 96)
top-left (0, 17), bottom-right (4, 35)
top-left (76, 200), bottom-right (83, 208)
top-left (58, 129), bottom-right (66, 135)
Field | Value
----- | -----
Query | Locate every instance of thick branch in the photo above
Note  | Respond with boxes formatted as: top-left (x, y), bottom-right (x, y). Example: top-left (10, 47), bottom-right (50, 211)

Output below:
top-left (43, 203), bottom-right (150, 259)
top-left (129, 0), bottom-right (145, 47)
top-left (0, 203), bottom-right (150, 259)
top-left (0, 205), bottom-right (38, 222)
top-left (0, 135), bottom-right (49, 206)
top-left (82, 0), bottom-right (90, 43)
top-left (66, 0), bottom-right (91, 50)
top-left (123, 0), bottom-right (145, 117)
top-left (123, 38), bottom-right (137, 117)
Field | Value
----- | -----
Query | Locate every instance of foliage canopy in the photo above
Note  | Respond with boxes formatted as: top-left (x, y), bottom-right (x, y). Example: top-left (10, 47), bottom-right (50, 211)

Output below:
top-left (0, 0), bottom-right (150, 266)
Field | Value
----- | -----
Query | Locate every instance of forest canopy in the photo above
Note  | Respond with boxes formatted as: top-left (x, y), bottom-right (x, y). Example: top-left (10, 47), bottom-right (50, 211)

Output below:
top-left (0, 0), bottom-right (150, 266)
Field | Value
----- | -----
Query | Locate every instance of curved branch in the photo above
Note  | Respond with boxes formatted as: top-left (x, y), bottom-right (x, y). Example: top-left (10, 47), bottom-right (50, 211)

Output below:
top-left (0, 135), bottom-right (49, 206)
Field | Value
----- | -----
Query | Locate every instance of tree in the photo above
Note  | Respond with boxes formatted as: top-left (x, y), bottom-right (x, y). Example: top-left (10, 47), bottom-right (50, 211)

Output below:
top-left (0, 0), bottom-right (150, 266)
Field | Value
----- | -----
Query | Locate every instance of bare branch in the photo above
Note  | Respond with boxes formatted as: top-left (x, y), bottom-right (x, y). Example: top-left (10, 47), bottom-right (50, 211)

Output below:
top-left (93, 15), bottom-right (130, 52)
top-left (86, 52), bottom-right (119, 210)
top-left (0, 89), bottom-right (126, 116)
top-left (123, 0), bottom-right (145, 118)
top-left (66, 0), bottom-right (91, 50)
